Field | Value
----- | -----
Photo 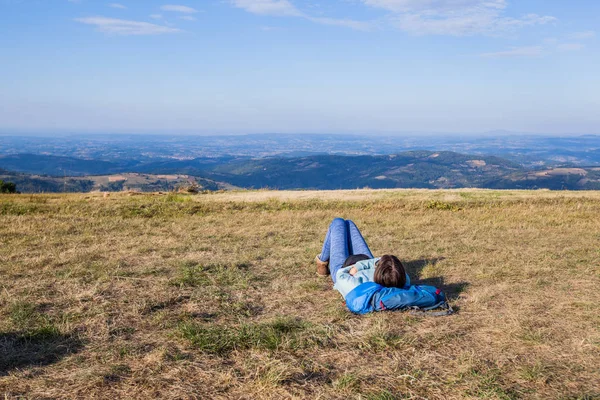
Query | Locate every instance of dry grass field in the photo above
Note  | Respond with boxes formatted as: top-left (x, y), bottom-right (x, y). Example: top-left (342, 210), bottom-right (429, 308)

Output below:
top-left (1, 189), bottom-right (599, 399)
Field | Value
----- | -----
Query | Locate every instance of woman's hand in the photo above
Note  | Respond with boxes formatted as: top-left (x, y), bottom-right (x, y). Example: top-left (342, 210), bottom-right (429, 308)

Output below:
top-left (349, 266), bottom-right (358, 276)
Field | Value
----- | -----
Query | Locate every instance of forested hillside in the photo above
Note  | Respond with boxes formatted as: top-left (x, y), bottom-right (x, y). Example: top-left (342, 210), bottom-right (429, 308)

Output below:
top-left (2, 151), bottom-right (600, 192)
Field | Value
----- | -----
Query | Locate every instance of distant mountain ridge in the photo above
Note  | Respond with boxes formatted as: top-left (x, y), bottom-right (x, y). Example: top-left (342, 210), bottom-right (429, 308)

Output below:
top-left (0, 154), bottom-right (242, 177)
top-left (3, 133), bottom-right (600, 167)
top-left (204, 151), bottom-right (521, 189)
top-left (1, 151), bottom-right (600, 192)
top-left (0, 154), bottom-right (123, 176)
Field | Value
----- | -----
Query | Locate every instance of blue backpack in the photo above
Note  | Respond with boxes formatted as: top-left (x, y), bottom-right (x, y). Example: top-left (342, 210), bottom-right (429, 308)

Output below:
top-left (345, 282), bottom-right (452, 315)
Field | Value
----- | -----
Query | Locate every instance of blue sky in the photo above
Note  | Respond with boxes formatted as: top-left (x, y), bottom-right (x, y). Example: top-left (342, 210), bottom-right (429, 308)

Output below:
top-left (0, 0), bottom-right (598, 135)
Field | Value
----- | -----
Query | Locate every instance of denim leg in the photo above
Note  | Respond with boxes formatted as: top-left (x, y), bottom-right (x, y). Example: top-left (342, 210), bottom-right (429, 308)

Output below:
top-left (318, 221), bottom-right (333, 263)
top-left (346, 220), bottom-right (374, 258)
top-left (318, 218), bottom-right (350, 283)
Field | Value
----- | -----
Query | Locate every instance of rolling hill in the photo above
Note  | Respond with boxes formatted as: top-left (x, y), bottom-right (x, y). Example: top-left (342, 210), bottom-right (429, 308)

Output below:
top-left (2, 151), bottom-right (600, 192)
top-left (0, 170), bottom-right (229, 193)
top-left (205, 151), bottom-right (521, 189)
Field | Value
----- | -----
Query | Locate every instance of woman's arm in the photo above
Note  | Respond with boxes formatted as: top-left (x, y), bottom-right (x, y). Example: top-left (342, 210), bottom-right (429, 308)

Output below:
top-left (334, 266), bottom-right (362, 298)
top-left (337, 265), bottom-right (357, 280)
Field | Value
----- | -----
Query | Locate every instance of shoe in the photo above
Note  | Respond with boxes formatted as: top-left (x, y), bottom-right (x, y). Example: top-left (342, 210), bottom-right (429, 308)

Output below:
top-left (315, 255), bottom-right (329, 276)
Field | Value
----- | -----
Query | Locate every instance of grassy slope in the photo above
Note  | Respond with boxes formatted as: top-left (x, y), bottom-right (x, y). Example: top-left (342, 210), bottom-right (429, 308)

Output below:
top-left (1, 190), bottom-right (599, 399)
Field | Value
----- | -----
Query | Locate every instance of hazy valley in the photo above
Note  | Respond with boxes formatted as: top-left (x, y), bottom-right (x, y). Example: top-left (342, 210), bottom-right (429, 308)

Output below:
top-left (2, 134), bottom-right (600, 193)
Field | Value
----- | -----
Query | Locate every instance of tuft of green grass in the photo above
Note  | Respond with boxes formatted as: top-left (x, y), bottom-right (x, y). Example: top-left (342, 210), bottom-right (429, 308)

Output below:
top-left (165, 193), bottom-right (192, 203)
top-left (520, 361), bottom-right (552, 383)
top-left (467, 367), bottom-right (520, 400)
top-left (8, 301), bottom-right (63, 340)
top-left (170, 261), bottom-right (211, 287)
top-left (179, 316), bottom-right (316, 355)
top-left (170, 261), bottom-right (251, 289)
top-left (426, 200), bottom-right (461, 211)
top-left (519, 327), bottom-right (550, 345)
top-left (354, 317), bottom-right (415, 352)
top-left (364, 331), bottom-right (405, 351)
top-left (0, 201), bottom-right (47, 215)
top-left (25, 324), bottom-right (62, 339)
top-left (9, 301), bottom-right (39, 327)
top-left (333, 373), bottom-right (360, 392)
top-left (178, 323), bottom-right (236, 355)
top-left (300, 281), bottom-right (323, 291)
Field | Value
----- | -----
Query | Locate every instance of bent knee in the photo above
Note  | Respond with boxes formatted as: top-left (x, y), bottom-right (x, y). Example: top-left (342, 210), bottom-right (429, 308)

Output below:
top-left (330, 218), bottom-right (345, 227)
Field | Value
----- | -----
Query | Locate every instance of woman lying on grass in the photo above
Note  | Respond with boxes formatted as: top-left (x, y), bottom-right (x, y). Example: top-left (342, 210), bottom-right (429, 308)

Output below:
top-left (315, 218), bottom-right (449, 314)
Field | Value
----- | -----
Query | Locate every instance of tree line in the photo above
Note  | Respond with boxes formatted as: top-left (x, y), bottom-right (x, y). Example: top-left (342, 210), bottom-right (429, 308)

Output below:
top-left (0, 180), bottom-right (18, 193)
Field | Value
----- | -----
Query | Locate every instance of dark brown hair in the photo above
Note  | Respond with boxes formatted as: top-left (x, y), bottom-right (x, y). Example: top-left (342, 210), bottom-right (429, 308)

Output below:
top-left (374, 255), bottom-right (406, 288)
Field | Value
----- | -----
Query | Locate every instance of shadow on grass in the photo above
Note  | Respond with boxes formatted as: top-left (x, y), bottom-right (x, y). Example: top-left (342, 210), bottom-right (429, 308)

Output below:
top-left (404, 257), bottom-right (469, 301)
top-left (0, 331), bottom-right (84, 376)
top-left (282, 370), bottom-right (332, 386)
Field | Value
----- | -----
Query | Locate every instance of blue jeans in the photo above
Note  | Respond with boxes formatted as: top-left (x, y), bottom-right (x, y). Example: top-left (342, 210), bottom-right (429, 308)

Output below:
top-left (318, 218), bottom-right (374, 283)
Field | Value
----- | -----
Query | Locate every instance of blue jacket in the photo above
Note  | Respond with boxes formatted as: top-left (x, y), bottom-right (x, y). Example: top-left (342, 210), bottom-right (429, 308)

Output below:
top-left (345, 282), bottom-right (447, 314)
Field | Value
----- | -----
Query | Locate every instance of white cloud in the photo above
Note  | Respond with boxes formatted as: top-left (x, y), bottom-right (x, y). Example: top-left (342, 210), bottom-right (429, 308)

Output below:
top-left (308, 17), bottom-right (371, 31)
top-left (75, 17), bottom-right (181, 35)
top-left (231, 0), bottom-right (303, 17)
top-left (231, 0), bottom-right (555, 35)
top-left (362, 0), bottom-right (555, 36)
top-left (480, 46), bottom-right (543, 58)
top-left (230, 1), bottom-right (369, 30)
top-left (160, 4), bottom-right (198, 14)
top-left (363, 0), bottom-right (503, 13)
top-left (109, 3), bottom-right (127, 9)
top-left (482, 34), bottom-right (590, 58)
top-left (179, 15), bottom-right (197, 21)
top-left (150, 14), bottom-right (163, 20)
top-left (569, 31), bottom-right (596, 40)
top-left (557, 43), bottom-right (585, 52)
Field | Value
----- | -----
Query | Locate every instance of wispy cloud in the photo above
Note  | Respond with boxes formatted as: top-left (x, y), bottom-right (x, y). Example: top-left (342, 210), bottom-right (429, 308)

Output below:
top-left (362, 0), bottom-right (556, 36)
top-left (109, 3), bottom-right (127, 9)
top-left (75, 17), bottom-right (181, 35)
top-left (362, 0), bottom-right (491, 13)
top-left (307, 16), bottom-right (371, 31)
top-left (160, 4), bottom-right (198, 14)
top-left (230, 0), bottom-right (553, 35)
top-left (569, 30), bottom-right (596, 40)
top-left (480, 46), bottom-right (544, 58)
top-left (230, 0), bottom-right (369, 30)
top-left (260, 26), bottom-right (280, 31)
top-left (557, 43), bottom-right (585, 52)
top-left (150, 14), bottom-right (163, 20)
top-left (481, 37), bottom-right (588, 58)
top-left (231, 0), bottom-right (302, 17)
top-left (179, 15), bottom-right (197, 21)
